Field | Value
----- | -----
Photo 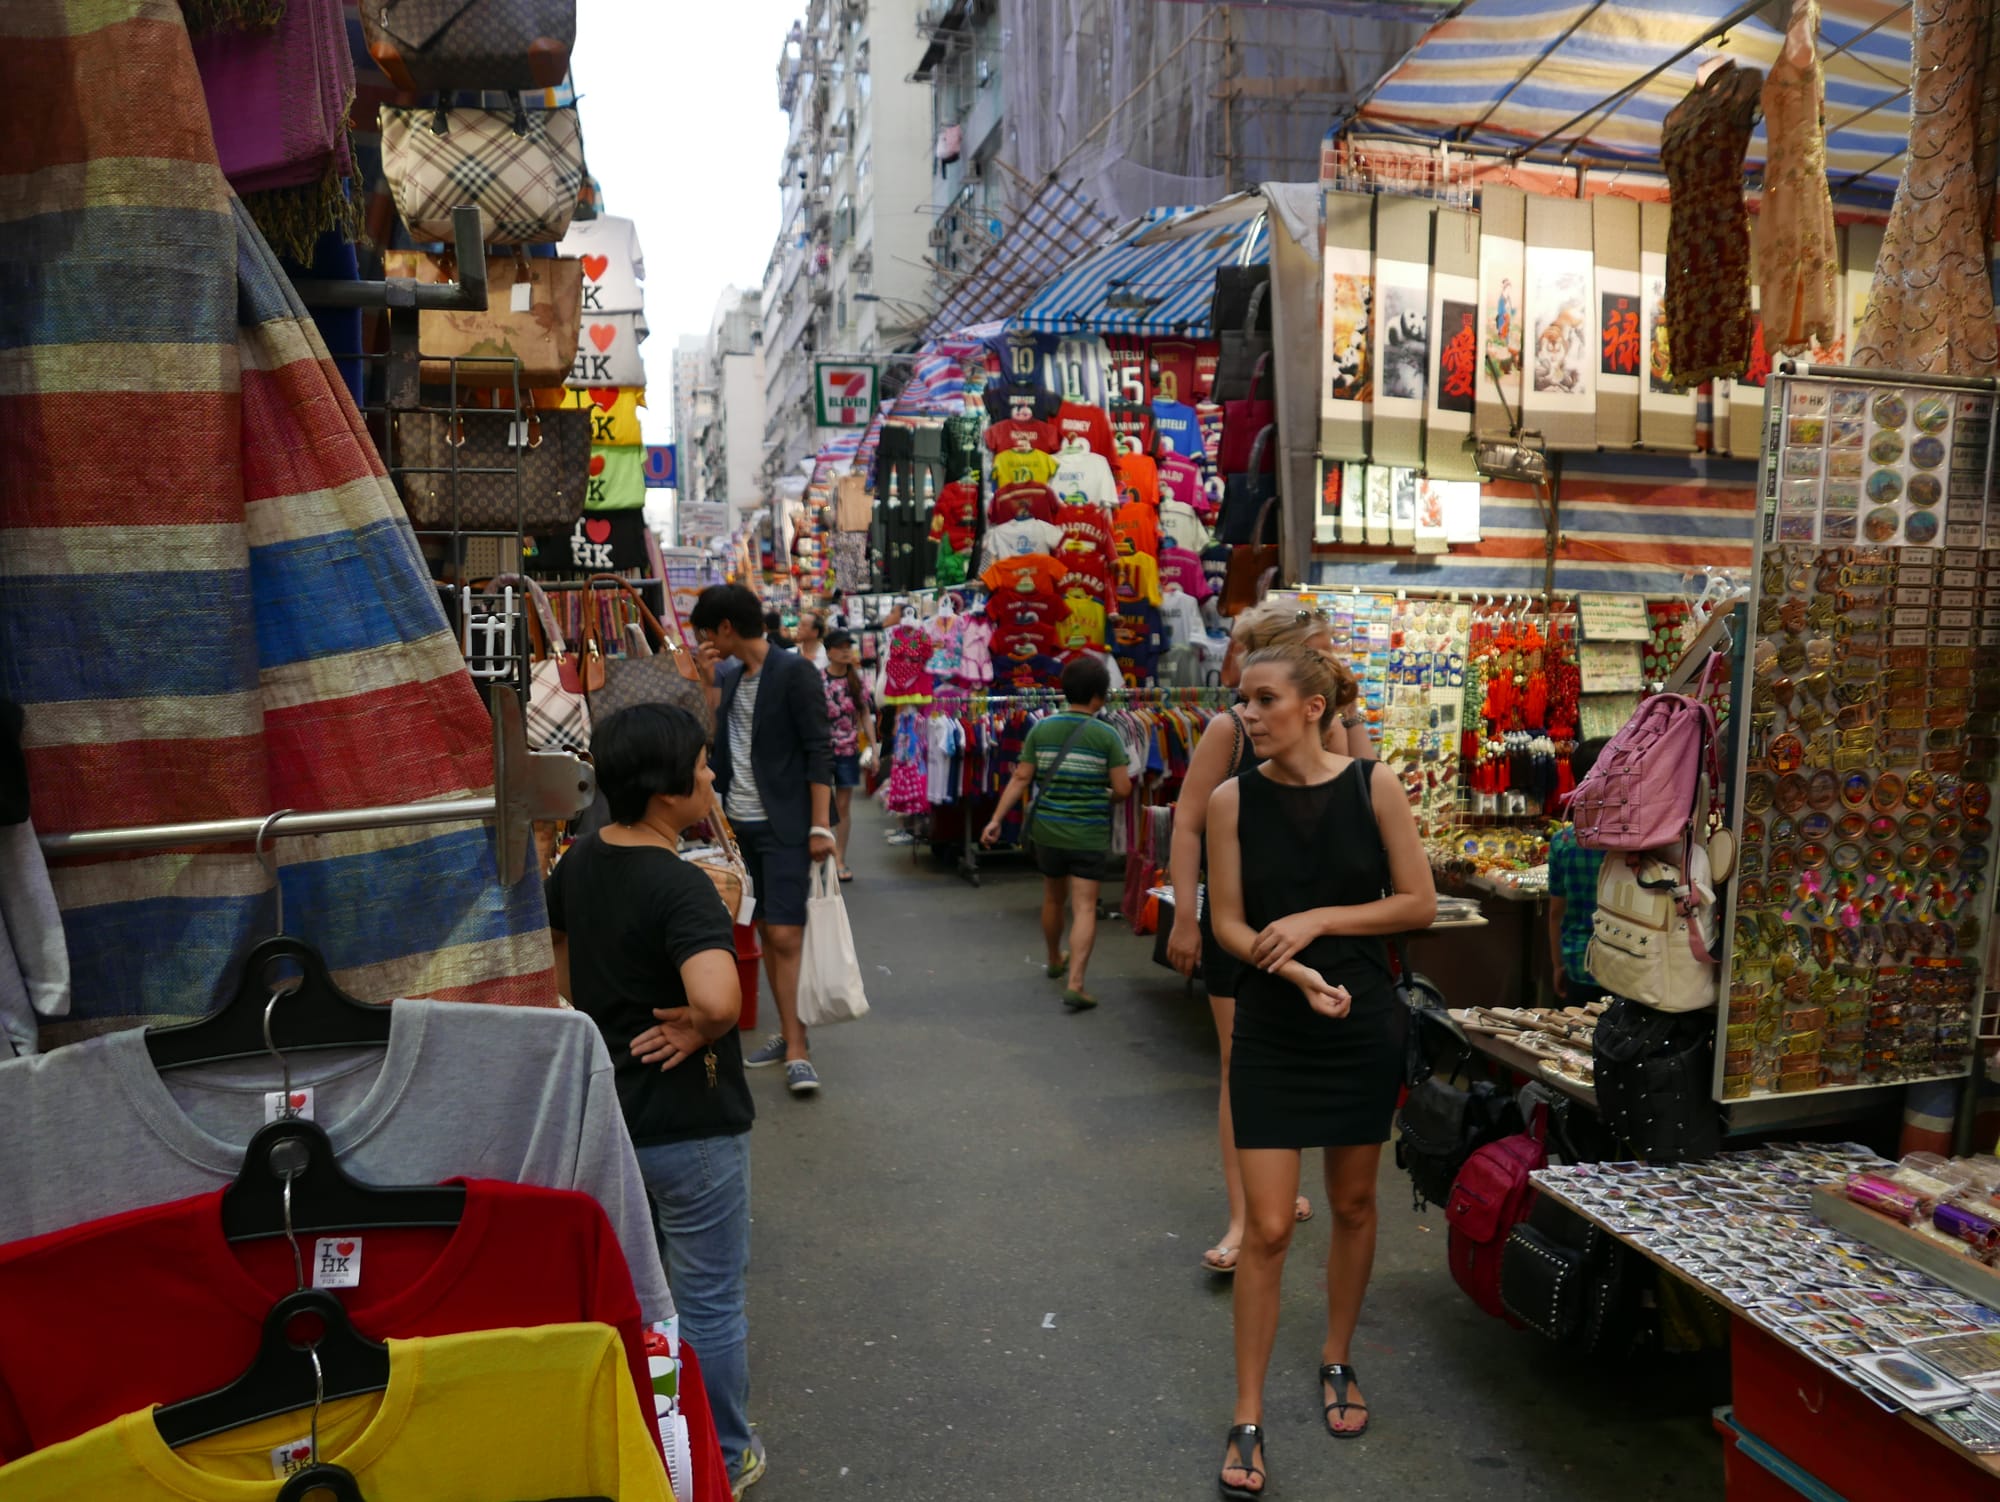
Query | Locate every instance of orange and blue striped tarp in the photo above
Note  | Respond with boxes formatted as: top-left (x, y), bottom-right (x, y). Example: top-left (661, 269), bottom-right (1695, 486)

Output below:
top-left (0, 0), bottom-right (554, 1043)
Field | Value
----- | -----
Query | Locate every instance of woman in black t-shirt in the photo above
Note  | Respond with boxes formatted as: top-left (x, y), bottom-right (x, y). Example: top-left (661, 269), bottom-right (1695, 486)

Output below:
top-left (544, 703), bottom-right (764, 1490)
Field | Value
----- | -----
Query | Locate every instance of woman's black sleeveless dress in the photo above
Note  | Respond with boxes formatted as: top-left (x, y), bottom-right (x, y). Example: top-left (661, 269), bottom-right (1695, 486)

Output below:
top-left (1229, 761), bottom-right (1407, 1149)
top-left (1197, 708), bottom-right (1257, 997)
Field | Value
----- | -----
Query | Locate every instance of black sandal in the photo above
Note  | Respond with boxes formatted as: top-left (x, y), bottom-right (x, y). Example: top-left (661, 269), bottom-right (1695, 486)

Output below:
top-left (1320, 1363), bottom-right (1370, 1438)
top-left (1218, 1423), bottom-right (1266, 1499)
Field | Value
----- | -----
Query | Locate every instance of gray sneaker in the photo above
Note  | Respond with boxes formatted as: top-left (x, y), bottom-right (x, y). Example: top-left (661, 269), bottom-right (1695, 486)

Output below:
top-left (785, 1059), bottom-right (821, 1095)
top-left (731, 1434), bottom-right (767, 1497)
top-left (743, 1034), bottom-right (786, 1068)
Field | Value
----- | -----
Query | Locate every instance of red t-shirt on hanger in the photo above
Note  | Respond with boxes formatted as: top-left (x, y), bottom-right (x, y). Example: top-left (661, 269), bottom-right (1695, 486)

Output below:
top-left (0, 1180), bottom-right (659, 1465)
top-left (983, 417), bottom-right (1059, 455)
top-left (1053, 401), bottom-right (1117, 462)
top-left (988, 482), bottom-right (1059, 525)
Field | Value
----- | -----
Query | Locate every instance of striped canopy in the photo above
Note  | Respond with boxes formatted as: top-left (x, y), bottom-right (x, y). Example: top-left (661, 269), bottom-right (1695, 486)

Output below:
top-left (1011, 200), bottom-right (1272, 338)
top-left (1350, 0), bottom-right (1916, 202)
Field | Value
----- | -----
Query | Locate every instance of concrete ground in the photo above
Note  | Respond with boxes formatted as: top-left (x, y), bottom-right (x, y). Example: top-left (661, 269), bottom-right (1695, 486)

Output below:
top-left (738, 801), bottom-right (1728, 1501)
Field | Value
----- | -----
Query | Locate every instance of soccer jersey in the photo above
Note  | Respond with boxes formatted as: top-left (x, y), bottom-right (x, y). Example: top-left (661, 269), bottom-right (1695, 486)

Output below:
top-left (1114, 551), bottom-right (1163, 607)
top-left (989, 482), bottom-right (1058, 525)
top-left (984, 417), bottom-right (1059, 455)
top-left (1050, 448), bottom-right (1119, 509)
top-left (1148, 339), bottom-right (1199, 405)
top-left (979, 518), bottom-right (1063, 572)
top-left (979, 553), bottom-right (1066, 599)
top-left (1114, 452), bottom-right (1160, 510)
top-left (1113, 501), bottom-right (1160, 559)
top-left (1152, 399), bottom-right (1202, 460)
top-left (1054, 597), bottom-right (1107, 649)
top-left (1052, 337), bottom-right (1111, 407)
top-left (993, 448), bottom-right (1061, 489)
top-left (1159, 452), bottom-right (1203, 509)
top-left (1107, 401), bottom-right (1155, 458)
top-left (1054, 401), bottom-right (1117, 462)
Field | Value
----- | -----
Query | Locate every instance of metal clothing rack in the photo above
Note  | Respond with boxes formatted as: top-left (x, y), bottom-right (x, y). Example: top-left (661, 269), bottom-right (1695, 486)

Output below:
top-left (38, 688), bottom-right (593, 887)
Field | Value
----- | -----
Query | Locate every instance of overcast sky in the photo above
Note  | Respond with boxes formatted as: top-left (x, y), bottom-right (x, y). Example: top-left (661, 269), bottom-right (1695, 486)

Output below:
top-left (572, 1), bottom-right (800, 445)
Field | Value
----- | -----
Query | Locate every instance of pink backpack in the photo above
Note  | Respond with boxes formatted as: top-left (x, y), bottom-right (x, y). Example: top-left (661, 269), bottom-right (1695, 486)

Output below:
top-left (1568, 655), bottom-right (1723, 856)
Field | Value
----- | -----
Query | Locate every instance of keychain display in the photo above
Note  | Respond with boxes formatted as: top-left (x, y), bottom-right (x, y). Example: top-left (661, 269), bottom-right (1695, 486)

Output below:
top-left (1725, 530), bottom-right (2000, 1101)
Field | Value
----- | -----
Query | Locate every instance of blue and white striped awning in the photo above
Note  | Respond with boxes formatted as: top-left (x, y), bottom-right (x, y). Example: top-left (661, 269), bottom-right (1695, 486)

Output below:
top-left (1011, 200), bottom-right (1271, 339)
top-left (1348, 0), bottom-right (1917, 204)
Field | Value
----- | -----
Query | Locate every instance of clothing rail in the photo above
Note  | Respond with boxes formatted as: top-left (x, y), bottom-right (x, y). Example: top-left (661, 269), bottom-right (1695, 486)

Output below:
top-left (35, 688), bottom-right (593, 885)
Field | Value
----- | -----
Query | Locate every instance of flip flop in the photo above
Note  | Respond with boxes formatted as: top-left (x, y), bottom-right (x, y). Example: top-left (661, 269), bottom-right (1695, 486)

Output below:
top-left (1202, 1243), bottom-right (1239, 1275)
top-left (1046, 953), bottom-right (1069, 978)
top-left (838, 868), bottom-right (854, 883)
top-left (1061, 988), bottom-right (1099, 1011)
top-left (1294, 1196), bottom-right (1313, 1223)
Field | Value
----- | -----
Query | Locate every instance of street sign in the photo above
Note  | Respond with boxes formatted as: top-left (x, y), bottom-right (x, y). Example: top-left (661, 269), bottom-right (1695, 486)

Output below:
top-left (678, 502), bottom-right (730, 538)
top-left (643, 444), bottom-right (675, 488)
top-left (813, 362), bottom-right (878, 427)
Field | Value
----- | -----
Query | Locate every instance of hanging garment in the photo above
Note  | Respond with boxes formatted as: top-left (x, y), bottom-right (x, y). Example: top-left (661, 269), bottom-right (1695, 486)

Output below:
top-left (0, 1325), bottom-right (670, 1502)
top-left (0, 822), bottom-right (67, 1059)
top-left (1758, 0), bottom-right (1840, 354)
top-left (1660, 61), bottom-right (1763, 385)
top-left (0, 1000), bottom-right (674, 1320)
top-left (1852, 0), bottom-right (2000, 376)
top-left (0, 0), bottom-right (554, 1035)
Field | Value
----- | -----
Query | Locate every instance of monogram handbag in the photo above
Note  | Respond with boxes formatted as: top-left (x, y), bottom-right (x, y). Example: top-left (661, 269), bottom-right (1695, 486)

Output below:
top-left (392, 405), bottom-right (590, 532)
top-left (382, 250), bottom-right (581, 386)
top-left (361, 0), bottom-right (576, 94)
top-left (685, 807), bottom-right (748, 919)
top-left (488, 573), bottom-right (591, 755)
top-left (582, 574), bottom-right (713, 736)
top-left (379, 101), bottom-right (583, 245)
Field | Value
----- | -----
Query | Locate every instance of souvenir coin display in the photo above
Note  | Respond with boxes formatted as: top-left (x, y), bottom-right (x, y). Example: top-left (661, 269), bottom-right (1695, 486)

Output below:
top-left (1731, 403), bottom-right (2000, 1102)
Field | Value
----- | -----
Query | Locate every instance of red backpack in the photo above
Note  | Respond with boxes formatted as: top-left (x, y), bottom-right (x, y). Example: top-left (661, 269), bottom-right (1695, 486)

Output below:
top-left (1445, 1107), bottom-right (1548, 1324)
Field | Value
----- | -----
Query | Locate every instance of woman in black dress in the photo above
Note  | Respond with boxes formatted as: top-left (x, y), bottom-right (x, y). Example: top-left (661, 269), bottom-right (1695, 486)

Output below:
top-left (1206, 644), bottom-right (1437, 1498)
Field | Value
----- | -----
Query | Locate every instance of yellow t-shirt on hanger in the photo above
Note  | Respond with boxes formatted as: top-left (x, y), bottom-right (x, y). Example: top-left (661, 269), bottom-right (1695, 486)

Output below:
top-left (993, 449), bottom-right (1061, 489)
top-left (0, 1324), bottom-right (669, 1502)
top-left (561, 386), bottom-right (647, 446)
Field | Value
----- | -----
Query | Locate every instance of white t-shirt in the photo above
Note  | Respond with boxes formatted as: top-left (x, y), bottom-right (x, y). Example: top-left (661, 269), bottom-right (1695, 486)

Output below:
top-left (567, 312), bottom-right (647, 388)
top-left (1159, 499), bottom-right (1209, 553)
top-left (978, 517), bottom-right (1063, 572)
top-left (1159, 585), bottom-right (1207, 648)
top-left (725, 668), bottom-right (767, 823)
top-left (557, 214), bottom-right (645, 316)
top-left (1051, 447), bottom-right (1118, 510)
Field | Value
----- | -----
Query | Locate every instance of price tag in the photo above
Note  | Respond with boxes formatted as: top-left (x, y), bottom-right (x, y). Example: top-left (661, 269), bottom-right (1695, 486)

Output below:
top-left (510, 279), bottom-right (534, 313)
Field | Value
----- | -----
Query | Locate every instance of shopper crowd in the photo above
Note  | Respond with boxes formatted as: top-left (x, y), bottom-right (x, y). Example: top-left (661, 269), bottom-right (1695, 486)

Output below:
top-left (545, 585), bottom-right (1435, 1501)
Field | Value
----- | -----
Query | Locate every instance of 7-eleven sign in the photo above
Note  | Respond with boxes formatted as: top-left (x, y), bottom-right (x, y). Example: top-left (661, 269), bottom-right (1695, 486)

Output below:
top-left (813, 362), bottom-right (878, 427)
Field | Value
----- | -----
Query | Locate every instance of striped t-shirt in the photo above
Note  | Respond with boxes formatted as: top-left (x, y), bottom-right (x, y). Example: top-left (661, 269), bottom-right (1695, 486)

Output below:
top-left (725, 669), bottom-right (767, 824)
top-left (1022, 712), bottom-right (1127, 851)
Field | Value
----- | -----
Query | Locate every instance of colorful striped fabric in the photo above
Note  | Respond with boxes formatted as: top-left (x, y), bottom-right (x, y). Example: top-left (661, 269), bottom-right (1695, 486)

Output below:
top-left (1310, 451), bottom-right (1759, 594)
top-left (1013, 206), bottom-right (1271, 338)
top-left (1350, 0), bottom-right (1916, 204)
top-left (0, 0), bottom-right (554, 1043)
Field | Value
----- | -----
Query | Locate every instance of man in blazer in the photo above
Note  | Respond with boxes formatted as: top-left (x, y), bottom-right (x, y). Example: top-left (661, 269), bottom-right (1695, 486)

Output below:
top-left (691, 584), bottom-right (837, 1095)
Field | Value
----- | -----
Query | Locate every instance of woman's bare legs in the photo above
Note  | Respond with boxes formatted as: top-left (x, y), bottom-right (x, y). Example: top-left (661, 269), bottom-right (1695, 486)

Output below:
top-left (1205, 994), bottom-right (1247, 1271)
top-left (833, 785), bottom-right (854, 875)
top-left (1319, 1144), bottom-right (1383, 1432)
top-left (1225, 1147), bottom-right (1303, 1493)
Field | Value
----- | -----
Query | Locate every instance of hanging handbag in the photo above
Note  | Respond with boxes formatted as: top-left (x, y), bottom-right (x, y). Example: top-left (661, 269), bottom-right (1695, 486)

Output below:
top-left (1218, 498), bottom-right (1279, 617)
top-left (1217, 427), bottom-right (1278, 545)
top-left (685, 806), bottom-right (749, 920)
top-left (391, 405), bottom-right (590, 532)
top-left (1211, 271), bottom-right (1272, 404)
top-left (379, 100), bottom-right (583, 245)
top-left (488, 572), bottom-right (591, 755)
top-left (1219, 354), bottom-right (1277, 474)
top-left (382, 250), bottom-right (581, 387)
top-left (361, 0), bottom-right (576, 94)
top-left (583, 574), bottom-right (713, 735)
top-left (798, 859), bottom-right (871, 1027)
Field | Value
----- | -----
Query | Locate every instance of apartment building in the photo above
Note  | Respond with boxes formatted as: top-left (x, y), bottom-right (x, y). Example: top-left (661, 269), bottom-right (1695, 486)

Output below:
top-left (759, 0), bottom-right (933, 488)
top-left (670, 289), bottom-right (766, 543)
top-left (910, 0), bottom-right (1005, 298)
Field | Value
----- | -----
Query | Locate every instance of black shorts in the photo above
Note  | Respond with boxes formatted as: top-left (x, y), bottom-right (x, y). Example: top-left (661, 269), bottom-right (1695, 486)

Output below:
top-left (733, 820), bottom-right (810, 927)
top-left (1032, 844), bottom-right (1110, 883)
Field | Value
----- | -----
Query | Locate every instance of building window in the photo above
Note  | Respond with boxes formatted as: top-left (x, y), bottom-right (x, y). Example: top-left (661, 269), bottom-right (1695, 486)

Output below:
top-left (837, 295), bottom-right (847, 332)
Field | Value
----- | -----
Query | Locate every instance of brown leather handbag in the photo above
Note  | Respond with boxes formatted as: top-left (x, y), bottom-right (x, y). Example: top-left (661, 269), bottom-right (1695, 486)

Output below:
top-left (392, 405), bottom-right (589, 533)
top-left (382, 250), bottom-right (581, 388)
top-left (582, 574), bottom-right (713, 736)
top-left (1218, 498), bottom-right (1280, 617)
top-left (362, 0), bottom-right (575, 93)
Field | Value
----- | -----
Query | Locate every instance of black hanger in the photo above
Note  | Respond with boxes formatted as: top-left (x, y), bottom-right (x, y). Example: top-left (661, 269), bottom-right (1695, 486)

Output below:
top-left (222, 1117), bottom-right (465, 1242)
top-left (154, 1289), bottom-right (389, 1448)
top-left (277, 1462), bottom-right (367, 1502)
top-left (146, 936), bottom-right (393, 1071)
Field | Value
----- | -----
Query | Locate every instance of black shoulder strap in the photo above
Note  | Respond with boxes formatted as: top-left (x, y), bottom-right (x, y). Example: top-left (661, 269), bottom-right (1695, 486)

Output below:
top-left (1028, 714), bottom-right (1100, 836)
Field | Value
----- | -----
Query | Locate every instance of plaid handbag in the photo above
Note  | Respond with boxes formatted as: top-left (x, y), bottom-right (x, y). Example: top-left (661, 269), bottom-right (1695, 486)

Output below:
top-left (393, 405), bottom-right (590, 532)
top-left (362, 0), bottom-right (576, 94)
top-left (382, 250), bottom-right (581, 386)
top-left (489, 573), bottom-right (592, 755)
top-left (380, 100), bottom-right (583, 245)
top-left (582, 574), bottom-right (714, 736)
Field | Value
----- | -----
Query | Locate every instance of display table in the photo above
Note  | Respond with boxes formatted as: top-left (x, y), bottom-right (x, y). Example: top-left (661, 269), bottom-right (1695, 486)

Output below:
top-left (1532, 1154), bottom-right (2000, 1499)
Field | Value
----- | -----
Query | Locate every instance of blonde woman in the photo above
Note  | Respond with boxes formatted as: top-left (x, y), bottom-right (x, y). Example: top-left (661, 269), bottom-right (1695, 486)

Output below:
top-left (1208, 645), bottom-right (1435, 1495)
top-left (1166, 600), bottom-right (1373, 1275)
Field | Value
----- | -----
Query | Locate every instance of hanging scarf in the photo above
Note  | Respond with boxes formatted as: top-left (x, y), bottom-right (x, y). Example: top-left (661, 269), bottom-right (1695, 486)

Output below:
top-left (189, 0), bottom-right (357, 260)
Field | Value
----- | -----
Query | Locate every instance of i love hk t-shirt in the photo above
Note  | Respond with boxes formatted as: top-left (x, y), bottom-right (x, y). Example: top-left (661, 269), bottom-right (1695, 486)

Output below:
top-left (561, 386), bottom-right (647, 446)
top-left (0, 1181), bottom-right (658, 1465)
top-left (0, 1324), bottom-right (670, 1502)
top-left (558, 214), bottom-right (646, 315)
top-left (569, 312), bottom-right (647, 389)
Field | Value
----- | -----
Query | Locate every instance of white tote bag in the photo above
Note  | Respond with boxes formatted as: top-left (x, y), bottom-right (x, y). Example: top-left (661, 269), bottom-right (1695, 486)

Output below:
top-left (798, 859), bottom-right (869, 1027)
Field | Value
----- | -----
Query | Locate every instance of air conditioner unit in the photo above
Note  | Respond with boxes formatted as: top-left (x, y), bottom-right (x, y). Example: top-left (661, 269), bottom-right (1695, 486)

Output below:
top-left (927, 224), bottom-right (950, 248)
top-left (852, 248), bottom-right (873, 274)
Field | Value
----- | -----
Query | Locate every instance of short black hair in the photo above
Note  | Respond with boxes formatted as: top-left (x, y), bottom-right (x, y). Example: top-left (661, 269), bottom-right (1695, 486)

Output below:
top-left (591, 704), bottom-right (708, 824)
top-left (825, 628), bottom-right (854, 650)
top-left (800, 611), bottom-right (825, 635)
top-left (1573, 736), bottom-right (1612, 783)
top-left (690, 584), bottom-right (765, 638)
top-left (1060, 653), bottom-right (1110, 706)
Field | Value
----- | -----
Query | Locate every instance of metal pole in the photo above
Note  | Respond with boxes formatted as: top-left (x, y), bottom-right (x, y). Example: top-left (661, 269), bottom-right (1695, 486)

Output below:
top-left (39, 798), bottom-right (503, 859)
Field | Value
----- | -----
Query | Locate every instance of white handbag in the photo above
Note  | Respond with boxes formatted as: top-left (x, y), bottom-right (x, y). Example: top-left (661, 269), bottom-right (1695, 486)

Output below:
top-left (1585, 842), bottom-right (1719, 1014)
top-left (797, 859), bottom-right (869, 1027)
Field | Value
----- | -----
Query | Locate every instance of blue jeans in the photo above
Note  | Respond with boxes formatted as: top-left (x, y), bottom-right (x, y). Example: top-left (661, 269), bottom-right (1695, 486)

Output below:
top-left (635, 1131), bottom-right (753, 1472)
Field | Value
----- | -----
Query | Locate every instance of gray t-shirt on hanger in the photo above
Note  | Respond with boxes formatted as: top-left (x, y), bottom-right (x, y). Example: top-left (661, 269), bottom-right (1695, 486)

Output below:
top-left (0, 999), bottom-right (674, 1321)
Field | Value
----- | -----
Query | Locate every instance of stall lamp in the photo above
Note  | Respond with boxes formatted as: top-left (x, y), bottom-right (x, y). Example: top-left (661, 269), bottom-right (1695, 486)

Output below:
top-left (1476, 431), bottom-right (1549, 485)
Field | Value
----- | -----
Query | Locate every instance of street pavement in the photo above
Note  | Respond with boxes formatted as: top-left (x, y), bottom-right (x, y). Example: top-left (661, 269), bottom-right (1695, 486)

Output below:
top-left (736, 802), bottom-right (1727, 1500)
